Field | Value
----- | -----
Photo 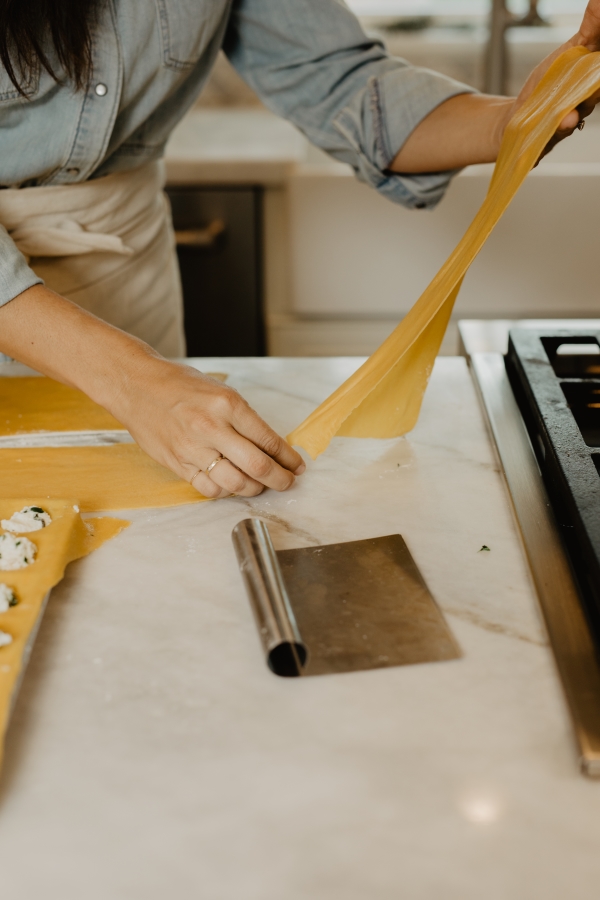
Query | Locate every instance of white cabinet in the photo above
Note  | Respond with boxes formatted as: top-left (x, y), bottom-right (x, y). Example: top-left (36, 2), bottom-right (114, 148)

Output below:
top-left (268, 124), bottom-right (600, 356)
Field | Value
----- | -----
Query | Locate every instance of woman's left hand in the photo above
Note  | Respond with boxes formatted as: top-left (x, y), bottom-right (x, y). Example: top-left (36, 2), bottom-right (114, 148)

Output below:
top-left (510, 0), bottom-right (600, 160)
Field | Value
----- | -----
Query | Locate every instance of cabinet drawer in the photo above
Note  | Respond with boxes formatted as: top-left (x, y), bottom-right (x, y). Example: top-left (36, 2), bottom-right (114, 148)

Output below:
top-left (167, 187), bottom-right (265, 356)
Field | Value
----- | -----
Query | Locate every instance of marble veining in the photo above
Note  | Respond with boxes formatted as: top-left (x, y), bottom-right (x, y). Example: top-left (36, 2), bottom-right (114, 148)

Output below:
top-left (0, 356), bottom-right (597, 900)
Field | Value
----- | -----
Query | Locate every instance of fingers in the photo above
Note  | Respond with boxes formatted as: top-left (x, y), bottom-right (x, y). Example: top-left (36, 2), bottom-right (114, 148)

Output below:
top-left (199, 382), bottom-right (304, 475)
top-left (537, 131), bottom-right (571, 165)
top-left (185, 450), bottom-right (263, 499)
top-left (575, 88), bottom-right (600, 124)
top-left (188, 468), bottom-right (230, 500)
top-left (192, 461), bottom-right (264, 499)
top-left (218, 430), bottom-right (299, 492)
top-left (178, 433), bottom-right (303, 502)
top-left (186, 441), bottom-right (293, 497)
top-left (186, 424), bottom-right (303, 497)
top-left (206, 457), bottom-right (265, 497)
top-left (558, 109), bottom-right (580, 131)
top-left (556, 85), bottom-right (600, 138)
top-left (229, 402), bottom-right (305, 474)
top-left (540, 100), bottom-right (593, 164)
top-left (184, 431), bottom-right (292, 498)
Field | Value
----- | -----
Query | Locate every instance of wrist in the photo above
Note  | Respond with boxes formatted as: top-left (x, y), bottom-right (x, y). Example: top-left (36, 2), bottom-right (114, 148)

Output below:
top-left (86, 336), bottom-right (165, 424)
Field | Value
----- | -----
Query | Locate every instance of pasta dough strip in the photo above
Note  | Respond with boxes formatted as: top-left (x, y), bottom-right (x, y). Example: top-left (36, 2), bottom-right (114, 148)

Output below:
top-left (0, 444), bottom-right (207, 512)
top-left (288, 47), bottom-right (600, 459)
top-left (0, 374), bottom-right (227, 436)
top-left (0, 375), bottom-right (227, 510)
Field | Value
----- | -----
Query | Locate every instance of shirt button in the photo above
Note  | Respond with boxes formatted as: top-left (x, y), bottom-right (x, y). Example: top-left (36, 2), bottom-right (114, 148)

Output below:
top-left (95, 83), bottom-right (108, 97)
top-left (66, 167), bottom-right (80, 176)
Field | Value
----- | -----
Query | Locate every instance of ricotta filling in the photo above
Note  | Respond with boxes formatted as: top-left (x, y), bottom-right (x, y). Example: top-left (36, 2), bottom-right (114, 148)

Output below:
top-left (0, 584), bottom-right (17, 613)
top-left (0, 631), bottom-right (12, 648)
top-left (1, 506), bottom-right (52, 534)
top-left (0, 534), bottom-right (37, 570)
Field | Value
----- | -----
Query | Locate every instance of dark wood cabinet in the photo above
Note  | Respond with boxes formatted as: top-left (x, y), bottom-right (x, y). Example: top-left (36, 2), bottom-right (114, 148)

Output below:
top-left (167, 186), bottom-right (265, 356)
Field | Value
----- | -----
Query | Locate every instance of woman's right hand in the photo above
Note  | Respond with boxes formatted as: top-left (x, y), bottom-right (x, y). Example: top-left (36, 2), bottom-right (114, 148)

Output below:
top-left (0, 285), bottom-right (305, 498)
top-left (114, 355), bottom-right (305, 499)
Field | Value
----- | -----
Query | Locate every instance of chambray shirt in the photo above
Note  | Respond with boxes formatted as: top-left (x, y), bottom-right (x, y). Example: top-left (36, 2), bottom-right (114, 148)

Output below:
top-left (0, 0), bottom-right (473, 306)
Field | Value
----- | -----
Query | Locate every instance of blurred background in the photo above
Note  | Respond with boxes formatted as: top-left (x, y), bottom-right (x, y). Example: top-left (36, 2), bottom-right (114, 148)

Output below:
top-left (165, 1), bottom-right (600, 358)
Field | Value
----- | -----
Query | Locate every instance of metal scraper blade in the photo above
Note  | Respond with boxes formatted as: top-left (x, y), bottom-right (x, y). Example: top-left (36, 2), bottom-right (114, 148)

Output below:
top-left (277, 534), bottom-right (461, 676)
top-left (232, 519), bottom-right (460, 678)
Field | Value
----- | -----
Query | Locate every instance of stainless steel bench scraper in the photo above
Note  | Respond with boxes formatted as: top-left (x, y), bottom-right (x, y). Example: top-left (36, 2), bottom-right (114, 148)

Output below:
top-left (232, 518), bottom-right (460, 678)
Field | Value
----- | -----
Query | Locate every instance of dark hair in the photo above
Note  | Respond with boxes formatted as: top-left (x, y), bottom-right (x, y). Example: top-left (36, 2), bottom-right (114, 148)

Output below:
top-left (0, 0), bottom-right (101, 96)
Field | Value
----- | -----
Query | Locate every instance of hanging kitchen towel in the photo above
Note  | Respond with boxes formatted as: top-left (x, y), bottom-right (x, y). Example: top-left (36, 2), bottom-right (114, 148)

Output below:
top-left (288, 47), bottom-right (600, 459)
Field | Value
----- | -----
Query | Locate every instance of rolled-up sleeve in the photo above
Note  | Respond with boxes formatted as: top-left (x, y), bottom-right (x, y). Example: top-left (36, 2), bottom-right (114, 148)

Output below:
top-left (224, 0), bottom-right (476, 209)
top-left (0, 225), bottom-right (42, 307)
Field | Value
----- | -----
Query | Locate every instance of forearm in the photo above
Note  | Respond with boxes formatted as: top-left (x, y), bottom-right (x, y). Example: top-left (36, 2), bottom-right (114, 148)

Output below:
top-left (390, 93), bottom-right (513, 174)
top-left (0, 285), bottom-right (304, 497)
top-left (0, 284), bottom-right (160, 420)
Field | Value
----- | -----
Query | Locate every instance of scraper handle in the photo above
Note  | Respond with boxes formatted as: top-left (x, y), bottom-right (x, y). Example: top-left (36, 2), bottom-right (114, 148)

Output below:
top-left (232, 518), bottom-right (307, 677)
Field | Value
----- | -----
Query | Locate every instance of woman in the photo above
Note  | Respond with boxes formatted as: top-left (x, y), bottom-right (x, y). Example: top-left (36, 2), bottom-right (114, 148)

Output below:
top-left (0, 0), bottom-right (598, 500)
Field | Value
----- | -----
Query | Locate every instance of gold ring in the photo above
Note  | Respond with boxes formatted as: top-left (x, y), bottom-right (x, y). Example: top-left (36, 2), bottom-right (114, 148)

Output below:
top-left (205, 454), bottom-right (224, 475)
top-left (578, 119), bottom-right (586, 131)
top-left (190, 468), bottom-right (203, 487)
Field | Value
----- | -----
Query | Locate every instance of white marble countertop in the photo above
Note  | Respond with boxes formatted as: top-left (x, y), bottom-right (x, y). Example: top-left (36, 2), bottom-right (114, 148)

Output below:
top-left (1, 356), bottom-right (599, 899)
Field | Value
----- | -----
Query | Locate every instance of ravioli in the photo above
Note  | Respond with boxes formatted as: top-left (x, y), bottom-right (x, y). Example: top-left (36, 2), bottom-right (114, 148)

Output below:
top-left (0, 499), bottom-right (128, 767)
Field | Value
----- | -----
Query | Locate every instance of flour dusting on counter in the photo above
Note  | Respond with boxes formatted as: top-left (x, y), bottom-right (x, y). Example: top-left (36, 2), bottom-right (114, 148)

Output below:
top-left (0, 534), bottom-right (36, 570)
top-left (1, 506), bottom-right (51, 533)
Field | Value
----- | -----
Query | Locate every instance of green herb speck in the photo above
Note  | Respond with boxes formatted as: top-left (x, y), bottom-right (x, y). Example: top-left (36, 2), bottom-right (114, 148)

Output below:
top-left (479, 545), bottom-right (490, 552)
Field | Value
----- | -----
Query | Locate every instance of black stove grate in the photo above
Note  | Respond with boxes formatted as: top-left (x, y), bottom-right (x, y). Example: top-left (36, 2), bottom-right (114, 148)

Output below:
top-left (506, 328), bottom-right (600, 640)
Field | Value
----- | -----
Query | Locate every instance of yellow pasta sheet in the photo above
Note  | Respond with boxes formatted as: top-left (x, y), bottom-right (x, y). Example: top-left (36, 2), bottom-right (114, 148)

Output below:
top-left (0, 374), bottom-right (226, 436)
top-left (0, 376), bottom-right (223, 509)
top-left (0, 377), bottom-right (124, 434)
top-left (288, 47), bottom-right (600, 459)
top-left (0, 499), bottom-right (128, 764)
top-left (0, 444), bottom-right (205, 512)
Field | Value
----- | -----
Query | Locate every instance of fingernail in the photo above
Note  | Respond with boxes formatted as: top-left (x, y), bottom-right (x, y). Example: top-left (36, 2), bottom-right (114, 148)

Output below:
top-left (294, 463), bottom-right (306, 476)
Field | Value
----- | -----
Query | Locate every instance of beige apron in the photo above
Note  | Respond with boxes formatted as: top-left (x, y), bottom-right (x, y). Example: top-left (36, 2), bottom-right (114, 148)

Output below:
top-left (0, 161), bottom-right (186, 358)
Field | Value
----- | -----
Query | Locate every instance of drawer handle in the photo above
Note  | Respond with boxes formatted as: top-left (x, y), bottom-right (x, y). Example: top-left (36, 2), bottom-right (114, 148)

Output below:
top-left (174, 219), bottom-right (226, 248)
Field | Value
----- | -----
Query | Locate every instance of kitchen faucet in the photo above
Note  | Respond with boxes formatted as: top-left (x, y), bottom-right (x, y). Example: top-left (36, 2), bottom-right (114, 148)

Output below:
top-left (485, 0), bottom-right (548, 95)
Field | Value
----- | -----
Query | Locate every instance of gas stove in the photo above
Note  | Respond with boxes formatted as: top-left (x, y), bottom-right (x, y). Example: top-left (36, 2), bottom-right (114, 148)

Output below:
top-left (506, 328), bottom-right (600, 641)
top-left (460, 319), bottom-right (600, 777)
